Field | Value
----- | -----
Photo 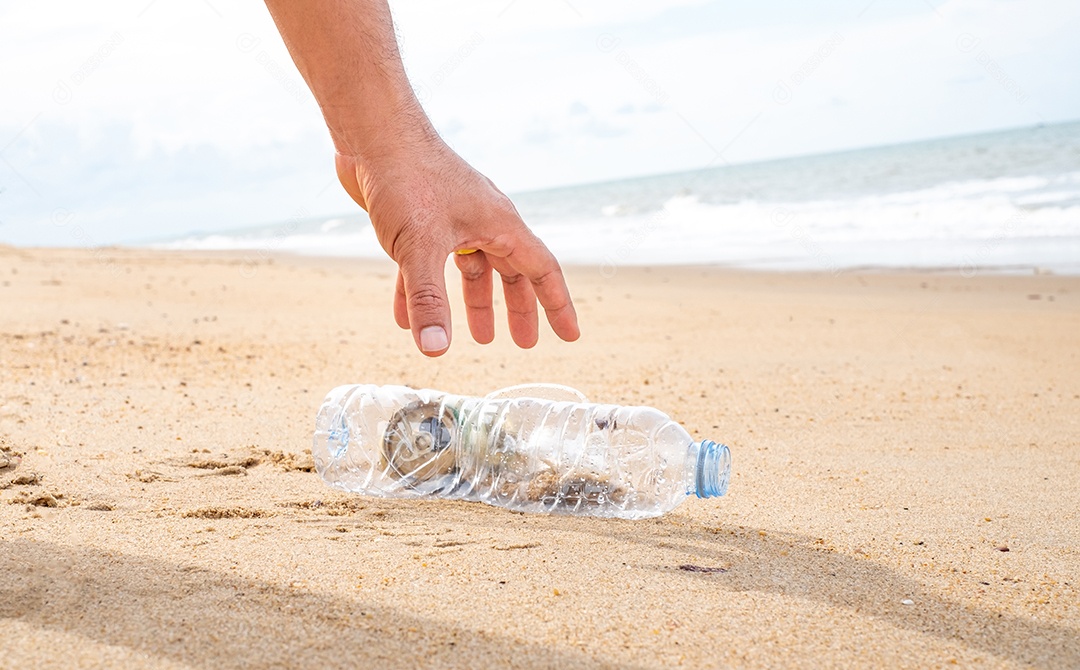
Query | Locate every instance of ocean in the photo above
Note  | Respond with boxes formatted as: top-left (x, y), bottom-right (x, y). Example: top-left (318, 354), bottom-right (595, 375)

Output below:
top-left (158, 121), bottom-right (1080, 274)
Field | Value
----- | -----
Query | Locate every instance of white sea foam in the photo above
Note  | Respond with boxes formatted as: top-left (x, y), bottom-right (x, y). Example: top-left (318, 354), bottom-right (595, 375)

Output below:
top-left (158, 227), bottom-right (384, 257)
top-left (534, 175), bottom-right (1080, 270)
top-left (156, 167), bottom-right (1080, 273)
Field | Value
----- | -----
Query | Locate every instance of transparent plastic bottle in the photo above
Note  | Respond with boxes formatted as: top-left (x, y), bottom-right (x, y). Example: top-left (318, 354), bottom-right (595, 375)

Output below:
top-left (312, 384), bottom-right (731, 520)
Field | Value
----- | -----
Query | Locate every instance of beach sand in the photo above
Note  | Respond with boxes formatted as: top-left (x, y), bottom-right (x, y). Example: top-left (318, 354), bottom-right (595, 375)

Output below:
top-left (1, 245), bottom-right (1078, 669)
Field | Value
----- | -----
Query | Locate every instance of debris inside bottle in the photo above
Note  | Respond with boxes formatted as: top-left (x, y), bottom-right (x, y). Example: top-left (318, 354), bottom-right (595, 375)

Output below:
top-left (379, 398), bottom-right (629, 508)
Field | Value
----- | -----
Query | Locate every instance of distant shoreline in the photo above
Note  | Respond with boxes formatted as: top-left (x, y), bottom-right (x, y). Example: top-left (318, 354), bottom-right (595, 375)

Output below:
top-left (3, 244), bottom-right (1076, 278)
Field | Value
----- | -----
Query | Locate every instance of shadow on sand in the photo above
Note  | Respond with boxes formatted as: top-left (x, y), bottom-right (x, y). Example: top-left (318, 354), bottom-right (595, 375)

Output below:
top-left (3, 508), bottom-right (1076, 668)
top-left (468, 510), bottom-right (1078, 667)
top-left (0, 538), bottom-right (639, 669)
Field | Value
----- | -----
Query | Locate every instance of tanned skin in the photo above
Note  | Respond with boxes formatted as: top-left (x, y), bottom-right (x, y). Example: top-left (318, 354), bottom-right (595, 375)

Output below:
top-left (263, 0), bottom-right (580, 356)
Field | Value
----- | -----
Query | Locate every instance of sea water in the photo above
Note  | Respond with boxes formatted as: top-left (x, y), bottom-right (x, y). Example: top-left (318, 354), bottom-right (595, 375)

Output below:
top-left (158, 121), bottom-right (1080, 274)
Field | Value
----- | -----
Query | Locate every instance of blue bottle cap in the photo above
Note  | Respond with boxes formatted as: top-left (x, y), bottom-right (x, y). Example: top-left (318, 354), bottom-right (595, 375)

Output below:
top-left (696, 440), bottom-right (731, 498)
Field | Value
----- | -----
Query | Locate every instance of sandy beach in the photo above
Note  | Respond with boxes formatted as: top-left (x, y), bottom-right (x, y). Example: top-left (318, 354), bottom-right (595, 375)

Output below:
top-left (1, 245), bottom-right (1077, 669)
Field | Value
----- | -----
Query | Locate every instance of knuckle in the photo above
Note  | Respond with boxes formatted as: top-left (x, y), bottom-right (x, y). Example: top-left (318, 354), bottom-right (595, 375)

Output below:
top-left (531, 267), bottom-right (560, 286)
top-left (486, 193), bottom-right (522, 223)
top-left (507, 304), bottom-right (535, 317)
top-left (387, 220), bottom-right (425, 261)
top-left (408, 283), bottom-right (445, 311)
top-left (460, 266), bottom-right (486, 282)
top-left (456, 255), bottom-right (487, 281)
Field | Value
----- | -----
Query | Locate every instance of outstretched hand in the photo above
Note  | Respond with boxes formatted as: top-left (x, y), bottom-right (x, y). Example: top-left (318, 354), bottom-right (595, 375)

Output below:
top-left (335, 141), bottom-right (580, 356)
top-left (261, 0), bottom-right (577, 355)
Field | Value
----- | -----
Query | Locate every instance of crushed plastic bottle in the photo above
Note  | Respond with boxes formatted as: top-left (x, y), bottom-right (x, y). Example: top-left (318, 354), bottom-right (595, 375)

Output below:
top-left (312, 383), bottom-right (731, 520)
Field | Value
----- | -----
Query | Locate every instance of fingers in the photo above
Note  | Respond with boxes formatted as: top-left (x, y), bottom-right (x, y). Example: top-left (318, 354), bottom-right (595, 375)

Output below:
top-left (395, 227), bottom-right (577, 352)
top-left (396, 250), bottom-right (452, 357)
top-left (393, 270), bottom-right (409, 330)
top-left (501, 235), bottom-right (580, 343)
top-left (532, 264), bottom-right (580, 343)
top-left (454, 251), bottom-right (495, 344)
top-left (487, 254), bottom-right (540, 348)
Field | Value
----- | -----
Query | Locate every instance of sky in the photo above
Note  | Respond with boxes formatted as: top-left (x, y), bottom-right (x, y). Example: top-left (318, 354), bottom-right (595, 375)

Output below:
top-left (1, 0), bottom-right (1078, 246)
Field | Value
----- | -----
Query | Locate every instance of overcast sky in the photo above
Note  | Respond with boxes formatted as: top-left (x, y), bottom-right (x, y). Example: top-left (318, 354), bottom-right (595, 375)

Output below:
top-left (1, 0), bottom-right (1078, 245)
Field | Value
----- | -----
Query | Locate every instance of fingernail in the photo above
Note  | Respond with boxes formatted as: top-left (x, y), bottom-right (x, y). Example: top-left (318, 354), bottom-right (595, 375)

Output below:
top-left (420, 326), bottom-right (448, 352)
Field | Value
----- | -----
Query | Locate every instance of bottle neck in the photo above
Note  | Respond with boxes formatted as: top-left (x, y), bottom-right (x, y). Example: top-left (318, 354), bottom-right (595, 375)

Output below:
top-left (692, 440), bottom-right (731, 498)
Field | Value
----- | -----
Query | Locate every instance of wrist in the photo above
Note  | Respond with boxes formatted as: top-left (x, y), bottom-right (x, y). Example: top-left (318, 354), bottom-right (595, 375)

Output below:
top-left (324, 94), bottom-right (441, 164)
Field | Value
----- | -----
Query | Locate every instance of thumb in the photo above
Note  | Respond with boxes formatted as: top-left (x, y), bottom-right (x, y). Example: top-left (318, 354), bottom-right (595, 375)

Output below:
top-left (397, 250), bottom-right (452, 356)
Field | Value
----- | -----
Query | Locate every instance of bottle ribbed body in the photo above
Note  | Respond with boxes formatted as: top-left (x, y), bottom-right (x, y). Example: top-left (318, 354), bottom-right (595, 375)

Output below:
top-left (313, 384), bottom-right (729, 520)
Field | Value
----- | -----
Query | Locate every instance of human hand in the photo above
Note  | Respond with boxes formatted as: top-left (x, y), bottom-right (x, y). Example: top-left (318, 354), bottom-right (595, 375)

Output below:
top-left (261, 0), bottom-right (575, 356)
top-left (335, 140), bottom-right (580, 357)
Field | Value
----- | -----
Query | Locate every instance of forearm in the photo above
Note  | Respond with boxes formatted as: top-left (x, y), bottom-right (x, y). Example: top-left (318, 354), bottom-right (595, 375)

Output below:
top-left (262, 0), bottom-right (436, 160)
top-left (263, 0), bottom-right (580, 353)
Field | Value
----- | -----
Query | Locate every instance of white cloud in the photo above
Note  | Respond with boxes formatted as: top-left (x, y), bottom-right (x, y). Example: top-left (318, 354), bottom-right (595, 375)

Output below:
top-left (1, 0), bottom-right (1078, 245)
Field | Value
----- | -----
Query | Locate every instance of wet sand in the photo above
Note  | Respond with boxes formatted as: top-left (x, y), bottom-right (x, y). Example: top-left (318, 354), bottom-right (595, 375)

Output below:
top-left (1, 246), bottom-right (1078, 668)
